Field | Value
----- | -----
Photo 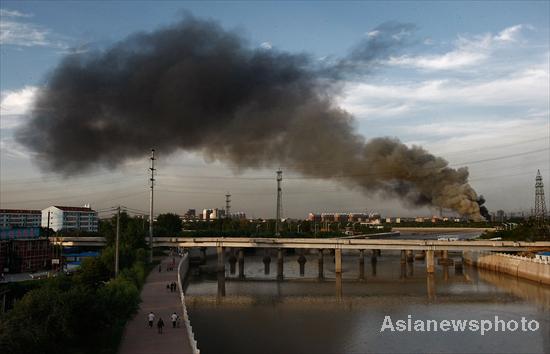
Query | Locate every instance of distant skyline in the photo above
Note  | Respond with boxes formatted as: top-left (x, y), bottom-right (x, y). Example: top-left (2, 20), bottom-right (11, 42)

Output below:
top-left (1, 1), bottom-right (549, 218)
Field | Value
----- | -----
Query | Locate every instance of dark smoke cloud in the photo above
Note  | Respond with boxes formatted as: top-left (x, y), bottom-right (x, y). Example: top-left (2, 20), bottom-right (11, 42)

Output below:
top-left (17, 15), bottom-right (482, 219)
top-left (477, 195), bottom-right (490, 220)
top-left (323, 21), bottom-right (416, 77)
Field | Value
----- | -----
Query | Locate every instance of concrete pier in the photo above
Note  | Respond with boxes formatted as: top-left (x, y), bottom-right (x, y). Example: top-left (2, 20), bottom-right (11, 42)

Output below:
top-left (263, 251), bottom-right (271, 275)
top-left (359, 250), bottom-right (365, 280)
top-left (217, 246), bottom-right (225, 297)
top-left (298, 250), bottom-right (307, 276)
top-left (228, 250), bottom-right (237, 275)
top-left (426, 250), bottom-right (435, 274)
top-left (238, 249), bottom-right (245, 279)
top-left (318, 249), bottom-right (324, 279)
top-left (406, 250), bottom-right (414, 263)
top-left (371, 250), bottom-right (378, 276)
top-left (335, 248), bottom-right (342, 274)
top-left (200, 247), bottom-right (207, 264)
top-left (277, 248), bottom-right (284, 281)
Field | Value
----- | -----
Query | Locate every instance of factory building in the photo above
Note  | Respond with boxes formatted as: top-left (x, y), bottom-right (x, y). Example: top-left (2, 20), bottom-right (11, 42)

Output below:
top-left (41, 205), bottom-right (98, 233)
top-left (307, 212), bottom-right (377, 223)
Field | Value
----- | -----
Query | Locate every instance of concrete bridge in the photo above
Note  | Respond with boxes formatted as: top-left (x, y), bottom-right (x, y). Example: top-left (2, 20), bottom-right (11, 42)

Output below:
top-left (50, 236), bottom-right (550, 275)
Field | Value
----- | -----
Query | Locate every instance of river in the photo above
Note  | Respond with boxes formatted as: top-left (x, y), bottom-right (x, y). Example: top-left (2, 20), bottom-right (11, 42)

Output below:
top-left (185, 235), bottom-right (550, 354)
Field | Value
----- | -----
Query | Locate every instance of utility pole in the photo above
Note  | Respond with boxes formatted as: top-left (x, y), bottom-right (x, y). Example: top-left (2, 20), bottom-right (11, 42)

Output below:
top-left (225, 193), bottom-right (231, 219)
top-left (275, 170), bottom-right (282, 236)
top-left (46, 211), bottom-right (50, 237)
top-left (115, 206), bottom-right (120, 277)
top-left (149, 149), bottom-right (156, 263)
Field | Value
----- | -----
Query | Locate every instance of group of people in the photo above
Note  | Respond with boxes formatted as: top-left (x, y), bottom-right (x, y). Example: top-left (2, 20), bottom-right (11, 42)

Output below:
top-left (147, 311), bottom-right (180, 334)
top-left (167, 281), bottom-right (178, 292)
top-left (159, 260), bottom-right (176, 272)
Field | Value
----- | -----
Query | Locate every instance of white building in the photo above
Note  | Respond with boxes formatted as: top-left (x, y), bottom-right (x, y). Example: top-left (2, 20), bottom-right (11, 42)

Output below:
top-left (0, 209), bottom-right (42, 228)
top-left (41, 205), bottom-right (98, 232)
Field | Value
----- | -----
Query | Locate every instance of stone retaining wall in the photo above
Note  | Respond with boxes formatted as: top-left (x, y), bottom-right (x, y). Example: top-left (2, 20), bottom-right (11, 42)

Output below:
top-left (463, 251), bottom-right (550, 285)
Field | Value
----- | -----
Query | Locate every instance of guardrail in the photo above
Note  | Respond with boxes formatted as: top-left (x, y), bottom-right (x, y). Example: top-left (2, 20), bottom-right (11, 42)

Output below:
top-left (177, 253), bottom-right (200, 354)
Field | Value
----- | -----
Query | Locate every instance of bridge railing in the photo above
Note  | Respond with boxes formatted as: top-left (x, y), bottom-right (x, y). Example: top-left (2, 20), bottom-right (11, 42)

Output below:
top-left (177, 252), bottom-right (200, 354)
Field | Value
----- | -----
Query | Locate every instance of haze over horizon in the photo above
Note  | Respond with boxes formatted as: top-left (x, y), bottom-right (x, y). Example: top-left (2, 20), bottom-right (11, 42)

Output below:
top-left (1, 1), bottom-right (549, 219)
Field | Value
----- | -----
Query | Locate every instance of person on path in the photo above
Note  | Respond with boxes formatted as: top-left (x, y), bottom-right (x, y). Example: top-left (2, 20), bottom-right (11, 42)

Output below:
top-left (147, 312), bottom-right (155, 328)
top-left (158, 264), bottom-right (162, 273)
top-left (157, 318), bottom-right (164, 334)
top-left (171, 312), bottom-right (178, 328)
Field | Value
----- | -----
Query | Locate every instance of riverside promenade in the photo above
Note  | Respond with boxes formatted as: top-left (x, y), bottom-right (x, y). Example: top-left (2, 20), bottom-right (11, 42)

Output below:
top-left (119, 256), bottom-right (193, 354)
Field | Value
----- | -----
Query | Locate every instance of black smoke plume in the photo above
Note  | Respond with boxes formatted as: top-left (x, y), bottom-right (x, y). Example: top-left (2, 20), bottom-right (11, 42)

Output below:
top-left (17, 15), bottom-right (482, 219)
top-left (476, 195), bottom-right (490, 220)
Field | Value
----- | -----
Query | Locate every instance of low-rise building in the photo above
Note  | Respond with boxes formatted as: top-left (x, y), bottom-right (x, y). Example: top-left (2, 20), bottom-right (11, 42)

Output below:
top-left (0, 209), bottom-right (42, 228)
top-left (41, 205), bottom-right (98, 233)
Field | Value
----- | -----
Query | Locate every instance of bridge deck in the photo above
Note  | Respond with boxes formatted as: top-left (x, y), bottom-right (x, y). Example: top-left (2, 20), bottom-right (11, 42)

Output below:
top-left (118, 256), bottom-right (193, 354)
top-left (50, 236), bottom-right (550, 252)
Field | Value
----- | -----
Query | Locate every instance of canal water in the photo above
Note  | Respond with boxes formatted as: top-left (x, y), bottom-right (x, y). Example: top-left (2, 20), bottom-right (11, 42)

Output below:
top-left (185, 240), bottom-right (550, 353)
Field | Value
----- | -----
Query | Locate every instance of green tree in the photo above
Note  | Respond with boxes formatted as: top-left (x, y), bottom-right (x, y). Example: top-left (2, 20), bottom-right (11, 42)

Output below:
top-left (155, 213), bottom-right (182, 236)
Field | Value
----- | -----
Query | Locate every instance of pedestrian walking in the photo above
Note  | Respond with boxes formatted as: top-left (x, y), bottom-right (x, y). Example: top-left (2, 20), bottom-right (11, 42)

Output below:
top-left (171, 312), bottom-right (178, 328)
top-left (147, 312), bottom-right (155, 328)
top-left (158, 264), bottom-right (162, 273)
top-left (157, 318), bottom-right (164, 334)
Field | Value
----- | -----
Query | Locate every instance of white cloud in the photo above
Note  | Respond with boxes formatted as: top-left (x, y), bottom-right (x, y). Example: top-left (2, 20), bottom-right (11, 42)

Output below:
top-left (260, 41), bottom-right (272, 50)
top-left (494, 25), bottom-right (524, 42)
top-left (388, 25), bottom-right (529, 70)
top-left (0, 86), bottom-right (38, 130)
top-left (1, 86), bottom-right (38, 115)
top-left (0, 138), bottom-right (29, 159)
top-left (366, 30), bottom-right (380, 38)
top-left (341, 64), bottom-right (549, 113)
top-left (389, 33), bottom-right (492, 70)
top-left (0, 9), bottom-right (33, 18)
top-left (0, 11), bottom-right (66, 48)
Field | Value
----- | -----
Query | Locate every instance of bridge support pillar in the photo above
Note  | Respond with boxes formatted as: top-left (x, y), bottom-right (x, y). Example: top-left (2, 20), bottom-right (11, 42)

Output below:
top-left (217, 246), bottom-right (225, 297)
top-left (228, 250), bottom-right (237, 275)
top-left (371, 250), bottom-right (377, 276)
top-left (400, 250), bottom-right (407, 279)
top-left (426, 250), bottom-right (435, 274)
top-left (318, 249), bottom-right (324, 279)
top-left (335, 248), bottom-right (342, 274)
top-left (359, 250), bottom-right (365, 280)
top-left (238, 249), bottom-right (245, 279)
top-left (298, 250), bottom-right (307, 276)
top-left (263, 250), bottom-right (271, 275)
top-left (277, 248), bottom-right (284, 281)
top-left (200, 247), bottom-right (207, 264)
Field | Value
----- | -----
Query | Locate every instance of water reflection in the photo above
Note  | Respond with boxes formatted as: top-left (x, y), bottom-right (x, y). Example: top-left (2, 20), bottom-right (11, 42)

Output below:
top-left (189, 249), bottom-right (550, 354)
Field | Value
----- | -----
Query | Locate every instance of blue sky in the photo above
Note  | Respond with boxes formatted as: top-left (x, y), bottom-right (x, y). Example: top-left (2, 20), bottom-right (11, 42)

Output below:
top-left (1, 1), bottom-right (549, 218)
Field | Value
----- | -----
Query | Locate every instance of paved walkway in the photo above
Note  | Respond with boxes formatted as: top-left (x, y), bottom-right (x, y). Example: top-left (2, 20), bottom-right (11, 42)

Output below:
top-left (118, 256), bottom-right (193, 354)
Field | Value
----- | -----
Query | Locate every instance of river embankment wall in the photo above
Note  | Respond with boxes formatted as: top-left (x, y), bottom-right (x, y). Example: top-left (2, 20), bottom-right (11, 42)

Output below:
top-left (463, 251), bottom-right (550, 285)
top-left (177, 253), bottom-right (200, 354)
